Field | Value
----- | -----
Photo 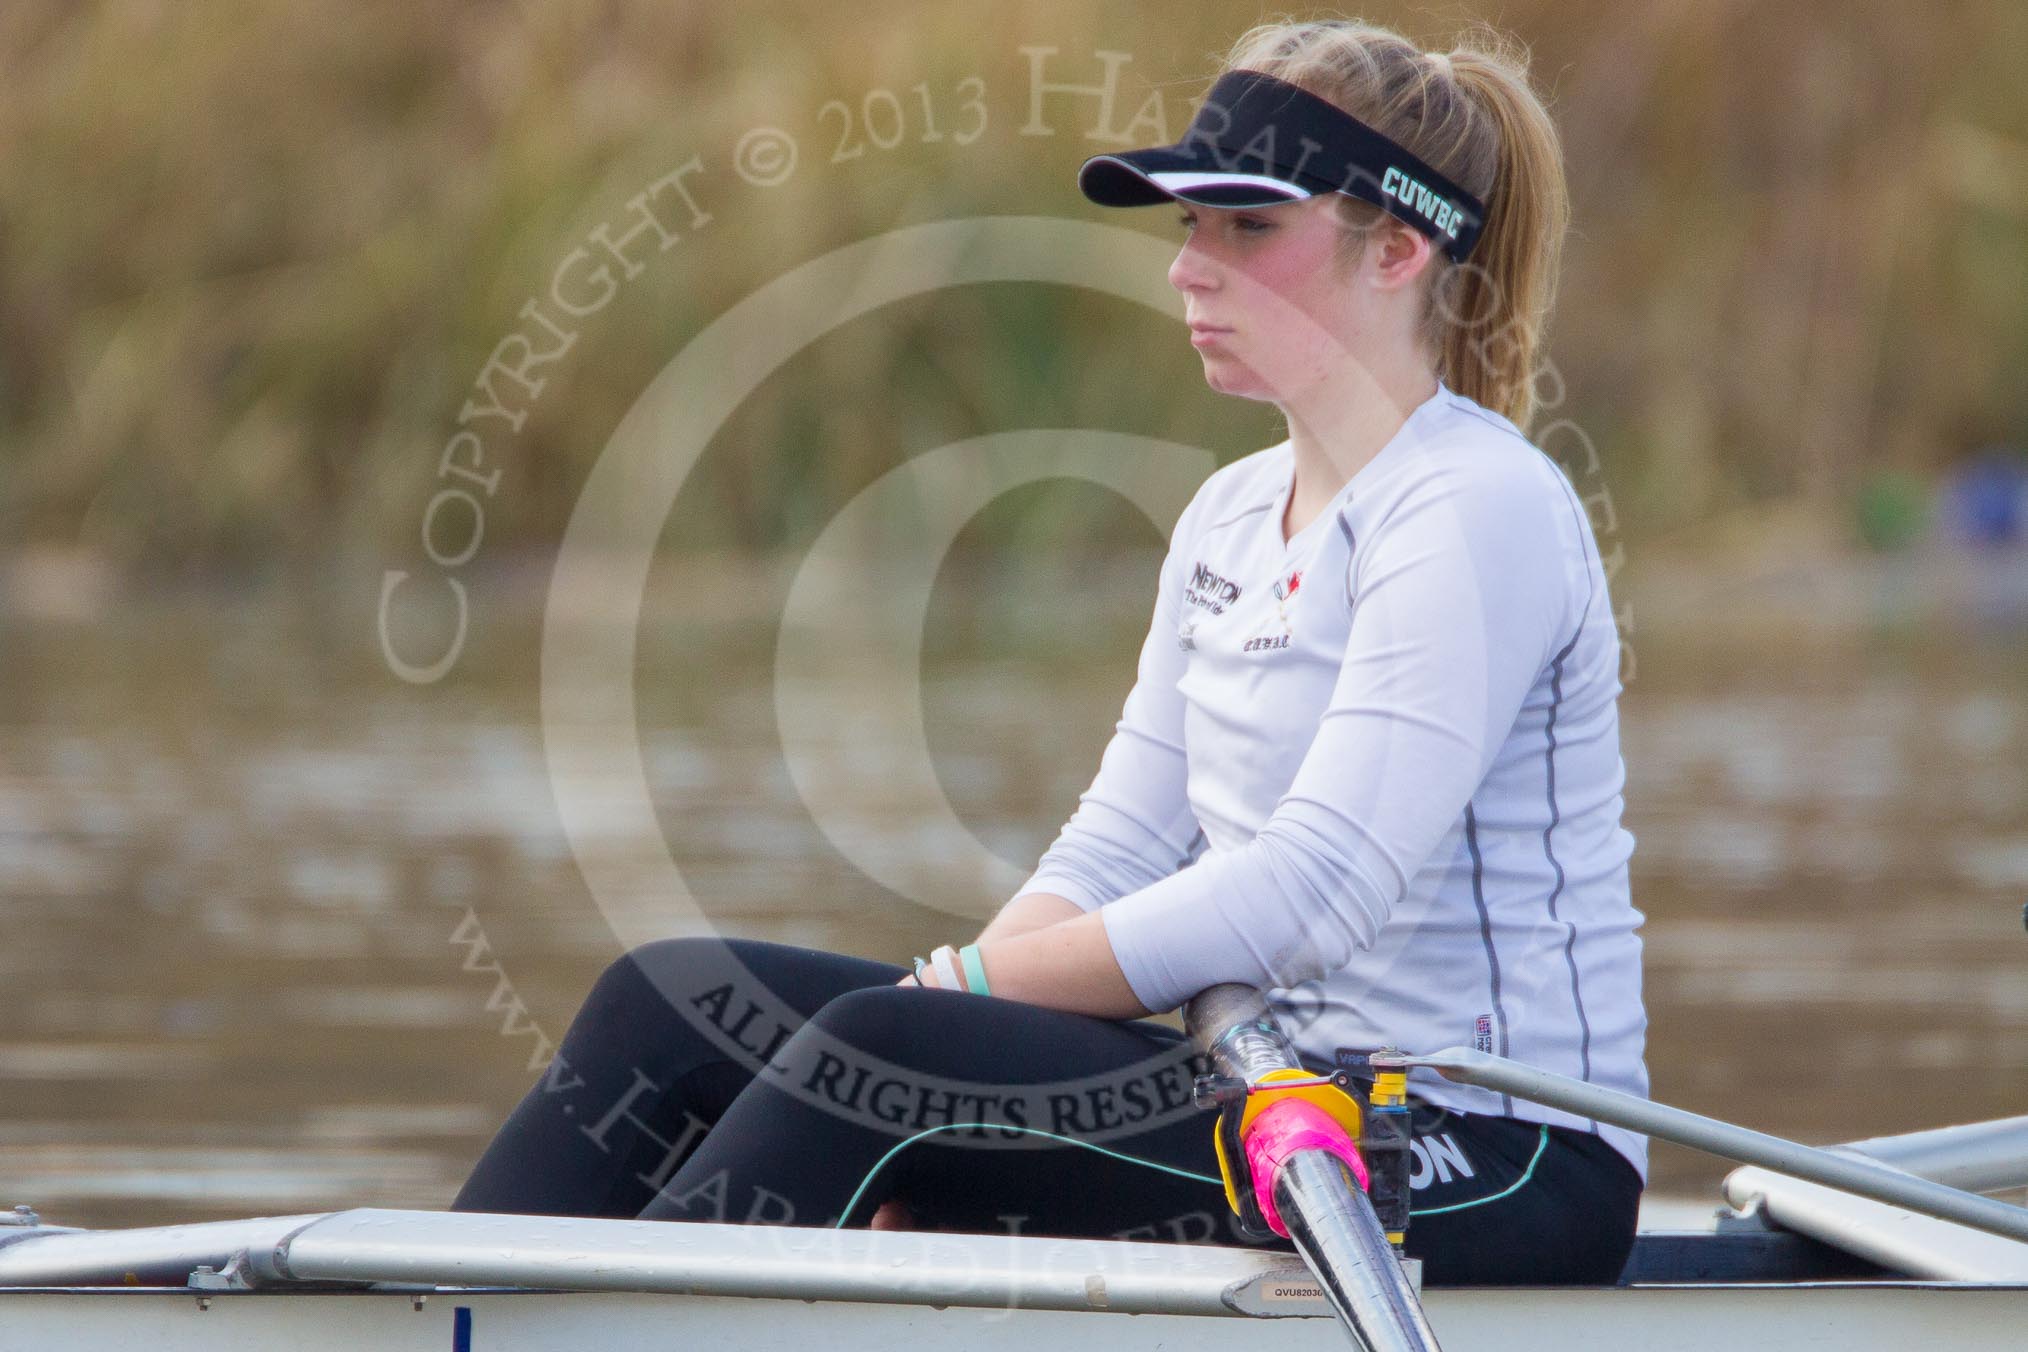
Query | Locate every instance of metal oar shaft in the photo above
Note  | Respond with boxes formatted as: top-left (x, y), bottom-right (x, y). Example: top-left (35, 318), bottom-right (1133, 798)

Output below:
top-left (1185, 985), bottom-right (1441, 1352)
top-left (1277, 1154), bottom-right (1443, 1350)
top-left (1406, 1047), bottom-right (2028, 1246)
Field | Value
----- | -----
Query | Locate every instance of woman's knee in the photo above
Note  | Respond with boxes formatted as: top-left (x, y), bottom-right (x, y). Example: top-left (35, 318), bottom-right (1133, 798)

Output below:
top-left (575, 936), bottom-right (752, 1038)
top-left (802, 985), bottom-right (965, 1062)
top-left (807, 983), bottom-right (917, 1037)
top-left (797, 987), bottom-right (1041, 1091)
top-left (579, 937), bottom-right (886, 1044)
top-left (590, 935), bottom-right (785, 996)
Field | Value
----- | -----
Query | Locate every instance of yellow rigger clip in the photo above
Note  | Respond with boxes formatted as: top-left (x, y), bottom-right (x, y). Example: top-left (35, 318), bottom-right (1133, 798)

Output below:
top-left (1366, 1066), bottom-right (1410, 1244)
top-left (1361, 1051), bottom-right (1415, 1246)
top-left (1202, 1068), bottom-right (1364, 1231)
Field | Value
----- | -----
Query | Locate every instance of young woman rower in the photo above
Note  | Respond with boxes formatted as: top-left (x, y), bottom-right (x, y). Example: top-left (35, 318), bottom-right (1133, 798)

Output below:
top-left (453, 18), bottom-right (1648, 1286)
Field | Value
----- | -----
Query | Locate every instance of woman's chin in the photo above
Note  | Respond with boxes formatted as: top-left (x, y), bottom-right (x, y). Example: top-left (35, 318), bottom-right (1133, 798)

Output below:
top-left (1197, 353), bottom-right (1268, 399)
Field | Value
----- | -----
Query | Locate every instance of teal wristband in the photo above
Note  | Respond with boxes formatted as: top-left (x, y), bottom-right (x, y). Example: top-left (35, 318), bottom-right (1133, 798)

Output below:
top-left (957, 943), bottom-right (990, 996)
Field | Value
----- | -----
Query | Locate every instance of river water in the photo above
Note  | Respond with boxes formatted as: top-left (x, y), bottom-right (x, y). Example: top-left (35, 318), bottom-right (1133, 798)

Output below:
top-left (2, 558), bottom-right (2024, 1230)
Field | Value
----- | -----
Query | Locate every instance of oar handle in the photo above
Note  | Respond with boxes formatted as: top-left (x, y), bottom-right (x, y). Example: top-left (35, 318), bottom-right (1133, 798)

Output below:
top-left (1184, 985), bottom-right (1443, 1352)
top-left (1184, 984), bottom-right (1305, 1086)
top-left (1184, 984), bottom-right (1275, 1047)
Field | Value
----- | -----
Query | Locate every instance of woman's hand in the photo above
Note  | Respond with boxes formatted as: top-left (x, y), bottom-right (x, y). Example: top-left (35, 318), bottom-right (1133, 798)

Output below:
top-left (869, 1199), bottom-right (918, 1230)
top-left (892, 950), bottom-right (950, 989)
top-left (890, 894), bottom-right (1082, 988)
top-left (895, 921), bottom-right (1149, 1018)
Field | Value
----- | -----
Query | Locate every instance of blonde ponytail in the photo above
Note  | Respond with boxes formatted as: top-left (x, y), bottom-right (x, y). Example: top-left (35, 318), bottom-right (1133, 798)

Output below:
top-left (1220, 20), bottom-right (1570, 430)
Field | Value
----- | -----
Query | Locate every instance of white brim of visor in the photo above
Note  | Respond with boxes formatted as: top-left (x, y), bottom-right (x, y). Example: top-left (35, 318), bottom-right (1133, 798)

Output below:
top-left (1145, 171), bottom-right (1313, 200)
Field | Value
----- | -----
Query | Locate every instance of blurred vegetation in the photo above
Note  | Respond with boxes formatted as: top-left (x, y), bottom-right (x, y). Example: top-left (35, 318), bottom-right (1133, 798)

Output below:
top-left (1, 0), bottom-right (2026, 581)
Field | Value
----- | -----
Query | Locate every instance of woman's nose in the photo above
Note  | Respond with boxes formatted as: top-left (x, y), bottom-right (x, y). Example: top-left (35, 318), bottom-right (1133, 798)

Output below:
top-left (1168, 237), bottom-right (1218, 294)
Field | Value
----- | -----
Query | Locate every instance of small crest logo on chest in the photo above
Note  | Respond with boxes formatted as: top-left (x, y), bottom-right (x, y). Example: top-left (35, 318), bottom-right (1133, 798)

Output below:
top-left (1241, 568), bottom-right (1304, 652)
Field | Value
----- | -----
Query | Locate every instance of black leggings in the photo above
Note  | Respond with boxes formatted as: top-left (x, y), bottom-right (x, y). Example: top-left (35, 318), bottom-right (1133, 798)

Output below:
top-left (452, 938), bottom-right (1641, 1285)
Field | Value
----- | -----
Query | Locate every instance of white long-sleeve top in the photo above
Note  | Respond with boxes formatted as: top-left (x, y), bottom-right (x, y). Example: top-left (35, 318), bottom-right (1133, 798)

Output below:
top-left (1019, 381), bottom-right (1649, 1178)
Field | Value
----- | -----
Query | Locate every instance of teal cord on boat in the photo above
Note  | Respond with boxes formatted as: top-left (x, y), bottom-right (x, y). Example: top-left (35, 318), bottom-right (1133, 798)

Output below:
top-left (833, 1119), bottom-right (1550, 1227)
top-left (833, 1122), bottom-right (1223, 1228)
top-left (1406, 1125), bottom-right (1549, 1217)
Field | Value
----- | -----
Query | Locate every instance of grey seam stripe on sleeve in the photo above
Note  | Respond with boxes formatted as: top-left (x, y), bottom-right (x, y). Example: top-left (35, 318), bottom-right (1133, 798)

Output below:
top-left (1539, 445), bottom-right (1604, 1130)
top-left (1463, 802), bottom-right (1513, 1115)
top-left (1542, 638), bottom-right (1599, 1134)
top-left (1335, 511), bottom-right (1357, 607)
top-left (1203, 499), bottom-right (1275, 534)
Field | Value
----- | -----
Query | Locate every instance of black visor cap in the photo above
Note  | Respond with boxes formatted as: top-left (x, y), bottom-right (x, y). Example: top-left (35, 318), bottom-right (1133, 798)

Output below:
top-left (1077, 69), bottom-right (1486, 263)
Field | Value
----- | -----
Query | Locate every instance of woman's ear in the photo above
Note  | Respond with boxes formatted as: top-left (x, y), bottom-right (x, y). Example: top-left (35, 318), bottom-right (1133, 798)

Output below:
top-left (1366, 221), bottom-right (1435, 293)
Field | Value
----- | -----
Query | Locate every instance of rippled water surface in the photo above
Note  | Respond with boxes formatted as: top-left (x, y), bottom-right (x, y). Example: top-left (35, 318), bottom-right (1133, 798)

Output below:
top-left (2, 573), bottom-right (2024, 1229)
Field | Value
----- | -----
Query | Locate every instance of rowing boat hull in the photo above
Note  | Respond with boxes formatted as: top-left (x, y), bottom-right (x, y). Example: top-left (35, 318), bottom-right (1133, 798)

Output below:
top-left (6, 1282), bottom-right (2027, 1351)
top-left (6, 1195), bottom-right (2025, 1350)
